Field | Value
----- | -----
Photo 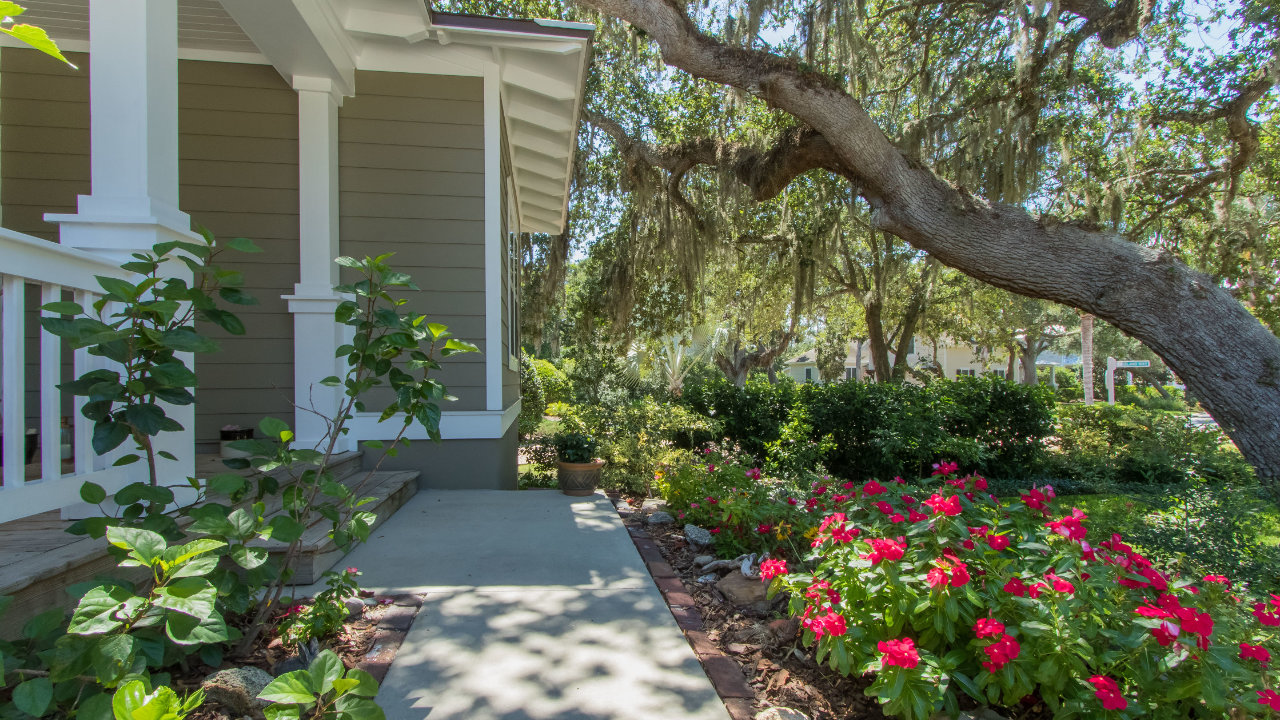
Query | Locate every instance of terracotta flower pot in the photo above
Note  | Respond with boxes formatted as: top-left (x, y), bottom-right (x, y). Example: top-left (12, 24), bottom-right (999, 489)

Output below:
top-left (557, 458), bottom-right (605, 496)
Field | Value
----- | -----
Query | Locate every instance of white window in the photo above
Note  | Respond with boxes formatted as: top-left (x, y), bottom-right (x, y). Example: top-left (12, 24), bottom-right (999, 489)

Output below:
top-left (805, 367), bottom-right (813, 381)
top-left (845, 367), bottom-right (854, 380)
top-left (956, 368), bottom-right (976, 378)
top-left (990, 369), bottom-right (1006, 379)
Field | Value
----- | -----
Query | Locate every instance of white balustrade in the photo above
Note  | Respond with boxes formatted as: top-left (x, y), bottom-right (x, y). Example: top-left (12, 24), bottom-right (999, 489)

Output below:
top-left (0, 227), bottom-right (140, 522)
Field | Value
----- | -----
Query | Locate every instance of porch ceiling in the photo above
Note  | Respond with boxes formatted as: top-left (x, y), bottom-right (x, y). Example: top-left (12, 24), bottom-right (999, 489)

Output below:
top-left (16, 0), bottom-right (260, 55)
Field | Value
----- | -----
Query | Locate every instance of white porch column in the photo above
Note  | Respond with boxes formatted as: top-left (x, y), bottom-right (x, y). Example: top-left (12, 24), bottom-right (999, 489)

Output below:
top-left (283, 77), bottom-right (352, 452)
top-left (46, 0), bottom-right (195, 485)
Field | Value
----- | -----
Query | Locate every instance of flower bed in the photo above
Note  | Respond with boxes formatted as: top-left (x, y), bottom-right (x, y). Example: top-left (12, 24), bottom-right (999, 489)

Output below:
top-left (658, 454), bottom-right (1280, 718)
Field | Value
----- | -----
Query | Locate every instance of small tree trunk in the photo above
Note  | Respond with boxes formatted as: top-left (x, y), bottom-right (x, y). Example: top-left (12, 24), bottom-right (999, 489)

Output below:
top-left (1081, 314), bottom-right (1095, 404)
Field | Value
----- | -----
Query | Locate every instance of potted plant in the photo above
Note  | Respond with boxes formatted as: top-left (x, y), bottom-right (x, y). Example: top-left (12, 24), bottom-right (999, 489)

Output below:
top-left (219, 424), bottom-right (254, 458)
top-left (553, 430), bottom-right (604, 496)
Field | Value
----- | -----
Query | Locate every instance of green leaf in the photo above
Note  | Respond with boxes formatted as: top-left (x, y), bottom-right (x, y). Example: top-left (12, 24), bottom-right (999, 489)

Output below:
top-left (78, 692), bottom-right (113, 720)
top-left (13, 677), bottom-right (53, 717)
top-left (92, 634), bottom-right (139, 685)
top-left (152, 577), bottom-right (218, 618)
top-left (158, 328), bottom-right (219, 353)
top-left (334, 694), bottom-right (386, 720)
top-left (168, 554), bottom-right (220, 579)
top-left (344, 669), bottom-right (380, 698)
top-left (258, 417), bottom-right (291, 439)
top-left (267, 516), bottom-right (306, 544)
top-left (68, 586), bottom-right (135, 635)
top-left (80, 481), bottom-right (108, 504)
top-left (230, 546), bottom-right (269, 570)
top-left (334, 256), bottom-right (363, 269)
top-left (96, 276), bottom-right (139, 301)
top-left (264, 705), bottom-right (302, 720)
top-left (107, 526), bottom-right (168, 566)
top-left (218, 287), bottom-right (258, 306)
top-left (92, 420), bottom-right (131, 455)
top-left (310, 650), bottom-right (344, 695)
top-left (0, 23), bottom-right (76, 67)
top-left (42, 300), bottom-right (84, 315)
top-left (165, 610), bottom-right (229, 646)
top-left (258, 672), bottom-right (318, 706)
top-left (208, 473), bottom-right (248, 496)
top-left (224, 237), bottom-right (263, 253)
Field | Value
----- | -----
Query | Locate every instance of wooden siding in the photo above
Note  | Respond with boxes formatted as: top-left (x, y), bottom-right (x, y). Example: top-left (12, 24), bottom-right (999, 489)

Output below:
top-left (338, 70), bottom-right (487, 413)
top-left (0, 50), bottom-right (299, 442)
top-left (178, 60), bottom-right (298, 440)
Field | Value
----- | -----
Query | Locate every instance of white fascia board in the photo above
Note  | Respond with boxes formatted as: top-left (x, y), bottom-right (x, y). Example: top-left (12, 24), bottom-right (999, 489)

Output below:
top-left (0, 35), bottom-right (271, 64)
top-left (357, 41), bottom-right (486, 76)
top-left (349, 403), bottom-right (520, 441)
top-left (219, 0), bottom-right (356, 96)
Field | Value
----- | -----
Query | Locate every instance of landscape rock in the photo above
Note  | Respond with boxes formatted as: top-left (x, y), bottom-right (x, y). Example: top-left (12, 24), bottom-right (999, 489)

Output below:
top-left (344, 598), bottom-right (364, 618)
top-left (684, 524), bottom-right (713, 547)
top-left (640, 499), bottom-right (667, 513)
top-left (647, 511), bottom-right (675, 525)
top-left (271, 656), bottom-right (308, 676)
top-left (201, 667), bottom-right (274, 716)
top-left (696, 573), bottom-right (719, 584)
top-left (716, 571), bottom-right (770, 612)
top-left (755, 708), bottom-right (811, 720)
top-left (693, 554), bottom-right (716, 567)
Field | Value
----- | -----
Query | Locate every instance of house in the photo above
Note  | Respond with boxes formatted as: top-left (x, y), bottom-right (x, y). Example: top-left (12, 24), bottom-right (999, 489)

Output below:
top-left (0, 0), bottom-right (591, 633)
top-left (783, 338), bottom-right (1078, 383)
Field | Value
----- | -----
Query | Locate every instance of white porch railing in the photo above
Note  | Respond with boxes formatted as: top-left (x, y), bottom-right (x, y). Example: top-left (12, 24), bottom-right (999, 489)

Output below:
top-left (0, 228), bottom-right (139, 523)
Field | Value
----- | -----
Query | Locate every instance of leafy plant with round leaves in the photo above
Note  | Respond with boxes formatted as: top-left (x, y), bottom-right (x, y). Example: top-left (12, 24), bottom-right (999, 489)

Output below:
top-left (257, 650), bottom-right (383, 720)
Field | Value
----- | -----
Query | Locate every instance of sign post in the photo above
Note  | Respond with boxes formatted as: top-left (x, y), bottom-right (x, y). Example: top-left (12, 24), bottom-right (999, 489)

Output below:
top-left (1106, 359), bottom-right (1152, 404)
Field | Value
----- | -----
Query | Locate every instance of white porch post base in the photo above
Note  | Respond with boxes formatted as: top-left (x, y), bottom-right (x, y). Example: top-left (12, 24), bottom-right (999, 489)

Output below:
top-left (285, 290), bottom-right (354, 453)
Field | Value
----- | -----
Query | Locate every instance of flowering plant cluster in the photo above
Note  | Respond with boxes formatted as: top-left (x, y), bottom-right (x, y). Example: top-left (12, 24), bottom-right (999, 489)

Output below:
top-left (763, 464), bottom-right (1280, 719)
top-left (278, 567), bottom-right (364, 648)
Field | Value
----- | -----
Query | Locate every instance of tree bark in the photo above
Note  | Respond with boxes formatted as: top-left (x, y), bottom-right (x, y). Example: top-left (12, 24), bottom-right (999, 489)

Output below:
top-left (576, 0), bottom-right (1280, 489)
top-left (1081, 313), bottom-right (1095, 405)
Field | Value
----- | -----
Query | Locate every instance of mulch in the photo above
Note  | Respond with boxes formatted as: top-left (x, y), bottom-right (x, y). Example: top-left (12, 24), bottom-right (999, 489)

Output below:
top-left (610, 493), bottom-right (888, 720)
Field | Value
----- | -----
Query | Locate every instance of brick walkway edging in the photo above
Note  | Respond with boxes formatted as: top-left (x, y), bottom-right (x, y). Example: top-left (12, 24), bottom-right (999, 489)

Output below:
top-left (607, 493), bottom-right (759, 720)
top-left (354, 594), bottom-right (424, 683)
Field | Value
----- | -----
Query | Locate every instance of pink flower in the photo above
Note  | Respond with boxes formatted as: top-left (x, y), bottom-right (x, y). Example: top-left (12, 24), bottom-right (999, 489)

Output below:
top-left (877, 637), bottom-right (920, 669)
top-left (745, 467), bottom-right (762, 480)
top-left (803, 611), bottom-right (847, 638)
top-left (1002, 577), bottom-right (1028, 597)
top-left (931, 461), bottom-right (959, 476)
top-left (1259, 689), bottom-right (1280, 711)
top-left (760, 559), bottom-right (788, 579)
top-left (922, 493), bottom-right (962, 517)
top-left (1045, 571), bottom-right (1075, 594)
top-left (346, 567), bottom-right (359, 574)
top-left (982, 633), bottom-right (1020, 672)
top-left (863, 480), bottom-right (887, 496)
top-left (690, 503), bottom-right (699, 509)
top-left (706, 464), bottom-right (716, 472)
top-left (973, 618), bottom-right (1005, 638)
top-left (1240, 643), bottom-right (1271, 664)
top-left (1045, 508), bottom-right (1089, 541)
top-left (1088, 676), bottom-right (1127, 711)
top-left (864, 537), bottom-right (907, 564)
top-left (1152, 621), bottom-right (1180, 646)
top-left (1203, 574), bottom-right (1230, 587)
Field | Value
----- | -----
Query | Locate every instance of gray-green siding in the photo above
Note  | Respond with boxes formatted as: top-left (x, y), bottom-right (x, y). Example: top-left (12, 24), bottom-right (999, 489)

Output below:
top-left (338, 70), bottom-right (488, 413)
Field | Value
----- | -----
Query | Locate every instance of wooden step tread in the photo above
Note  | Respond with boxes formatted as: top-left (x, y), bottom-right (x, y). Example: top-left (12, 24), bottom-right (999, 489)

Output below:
top-left (253, 470), bottom-right (420, 551)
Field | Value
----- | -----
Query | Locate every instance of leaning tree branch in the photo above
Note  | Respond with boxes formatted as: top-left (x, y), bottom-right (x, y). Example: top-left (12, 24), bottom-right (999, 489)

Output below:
top-left (573, 0), bottom-right (1280, 486)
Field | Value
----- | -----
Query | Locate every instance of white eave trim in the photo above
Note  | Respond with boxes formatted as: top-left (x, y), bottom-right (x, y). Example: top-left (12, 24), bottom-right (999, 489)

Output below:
top-left (348, 403), bottom-right (520, 441)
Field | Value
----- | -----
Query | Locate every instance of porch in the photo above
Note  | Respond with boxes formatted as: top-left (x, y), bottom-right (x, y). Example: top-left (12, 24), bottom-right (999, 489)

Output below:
top-left (0, 451), bottom-right (420, 638)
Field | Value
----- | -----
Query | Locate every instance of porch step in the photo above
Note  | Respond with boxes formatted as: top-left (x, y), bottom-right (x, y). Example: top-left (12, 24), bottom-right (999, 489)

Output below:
top-left (0, 450), bottom-right (389, 639)
top-left (256, 469), bottom-right (420, 586)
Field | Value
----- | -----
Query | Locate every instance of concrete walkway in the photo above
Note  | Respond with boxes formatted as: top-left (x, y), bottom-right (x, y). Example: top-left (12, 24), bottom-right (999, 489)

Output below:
top-left (300, 489), bottom-right (730, 720)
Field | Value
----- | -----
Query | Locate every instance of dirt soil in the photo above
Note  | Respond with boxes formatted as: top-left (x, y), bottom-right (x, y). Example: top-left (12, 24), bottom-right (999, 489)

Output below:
top-left (628, 507), bottom-right (889, 720)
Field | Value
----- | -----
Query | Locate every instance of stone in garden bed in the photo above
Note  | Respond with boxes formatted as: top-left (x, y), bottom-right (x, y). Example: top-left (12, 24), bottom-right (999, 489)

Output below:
top-left (200, 667), bottom-right (273, 716)
top-left (684, 524), bottom-right (713, 547)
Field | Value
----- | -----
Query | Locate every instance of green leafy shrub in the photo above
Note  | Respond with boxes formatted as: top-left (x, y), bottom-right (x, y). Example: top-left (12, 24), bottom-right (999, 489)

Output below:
top-left (798, 381), bottom-right (947, 480)
top-left (518, 353), bottom-right (546, 438)
top-left (552, 429), bottom-right (597, 463)
top-left (278, 567), bottom-right (363, 649)
top-left (573, 397), bottom-right (712, 494)
top-left (765, 466), bottom-right (1280, 719)
top-left (935, 377), bottom-right (1055, 479)
top-left (1048, 404), bottom-right (1254, 487)
top-left (681, 372), bottom-right (796, 460)
top-left (532, 358), bottom-right (572, 405)
top-left (258, 649), bottom-right (382, 720)
top-left (763, 404), bottom-right (835, 481)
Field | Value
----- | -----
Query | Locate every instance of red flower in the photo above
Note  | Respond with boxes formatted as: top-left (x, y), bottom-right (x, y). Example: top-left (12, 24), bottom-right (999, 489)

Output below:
top-left (1002, 577), bottom-right (1028, 596)
top-left (1045, 508), bottom-right (1089, 541)
top-left (875, 501), bottom-right (894, 515)
top-left (1088, 676), bottom-right (1127, 711)
top-left (1259, 689), bottom-right (1280, 711)
top-left (756, 523), bottom-right (773, 534)
top-left (877, 637), bottom-right (920, 669)
top-left (1203, 574), bottom-right (1230, 587)
top-left (973, 618), bottom-right (1005, 638)
top-left (889, 513), bottom-right (905, 524)
top-left (863, 479), bottom-right (887, 496)
top-left (926, 567), bottom-right (948, 588)
top-left (950, 562), bottom-right (971, 587)
top-left (864, 537), bottom-right (907, 564)
top-left (972, 476), bottom-right (988, 491)
top-left (830, 524), bottom-right (859, 543)
top-left (787, 497), bottom-right (797, 506)
top-left (987, 534), bottom-right (1011, 551)
top-left (1152, 621), bottom-right (1180, 647)
top-left (842, 481), bottom-right (856, 490)
top-left (982, 633), bottom-right (1020, 672)
top-left (803, 611), bottom-right (847, 638)
top-left (745, 467), bottom-right (762, 480)
top-left (922, 493), bottom-right (962, 517)
top-left (1027, 582), bottom-right (1047, 599)
top-left (908, 509), bottom-right (929, 523)
top-left (931, 461), bottom-right (959, 476)
top-left (1044, 571), bottom-right (1075, 594)
top-left (1240, 642), bottom-right (1271, 664)
top-left (760, 559), bottom-right (788, 579)
top-left (346, 566), bottom-right (359, 574)
top-left (1253, 603), bottom-right (1280, 627)
top-left (710, 527), bottom-right (721, 534)
top-left (901, 494), bottom-right (918, 505)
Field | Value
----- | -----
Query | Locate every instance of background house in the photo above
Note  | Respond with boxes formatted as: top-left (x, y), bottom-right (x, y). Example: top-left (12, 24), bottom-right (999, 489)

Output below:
top-left (783, 338), bottom-right (1079, 383)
